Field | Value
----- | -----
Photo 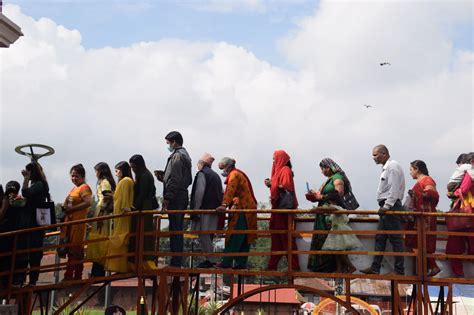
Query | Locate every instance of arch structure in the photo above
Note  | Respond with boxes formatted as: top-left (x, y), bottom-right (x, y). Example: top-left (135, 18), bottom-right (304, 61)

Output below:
top-left (313, 295), bottom-right (379, 315)
top-left (214, 283), bottom-right (361, 314)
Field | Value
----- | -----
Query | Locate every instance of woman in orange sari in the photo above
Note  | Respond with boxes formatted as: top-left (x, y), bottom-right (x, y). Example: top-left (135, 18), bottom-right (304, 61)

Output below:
top-left (61, 164), bottom-right (92, 281)
top-left (405, 160), bottom-right (440, 277)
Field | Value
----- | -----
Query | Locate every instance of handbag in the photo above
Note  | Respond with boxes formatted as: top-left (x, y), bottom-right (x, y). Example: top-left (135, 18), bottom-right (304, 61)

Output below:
top-left (36, 199), bottom-right (56, 226)
top-left (446, 191), bottom-right (474, 231)
top-left (342, 191), bottom-right (359, 210)
top-left (278, 190), bottom-right (295, 209)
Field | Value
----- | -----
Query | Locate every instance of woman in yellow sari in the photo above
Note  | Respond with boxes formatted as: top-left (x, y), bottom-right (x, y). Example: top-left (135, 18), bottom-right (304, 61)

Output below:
top-left (61, 164), bottom-right (92, 281)
top-left (105, 161), bottom-right (134, 273)
top-left (87, 162), bottom-right (116, 277)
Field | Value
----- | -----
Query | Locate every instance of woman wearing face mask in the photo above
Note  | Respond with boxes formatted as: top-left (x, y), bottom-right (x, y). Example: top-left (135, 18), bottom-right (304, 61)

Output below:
top-left (265, 150), bottom-right (300, 271)
top-left (105, 161), bottom-right (134, 273)
top-left (61, 164), bottom-right (93, 281)
top-left (215, 157), bottom-right (258, 269)
top-left (87, 162), bottom-right (116, 278)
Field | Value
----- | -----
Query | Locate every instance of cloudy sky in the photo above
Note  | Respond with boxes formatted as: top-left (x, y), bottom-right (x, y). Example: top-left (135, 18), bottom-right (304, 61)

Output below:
top-left (0, 0), bottom-right (472, 211)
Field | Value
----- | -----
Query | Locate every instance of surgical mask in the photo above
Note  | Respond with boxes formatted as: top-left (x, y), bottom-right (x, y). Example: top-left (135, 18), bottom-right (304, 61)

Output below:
top-left (221, 167), bottom-right (230, 177)
top-left (167, 145), bottom-right (174, 152)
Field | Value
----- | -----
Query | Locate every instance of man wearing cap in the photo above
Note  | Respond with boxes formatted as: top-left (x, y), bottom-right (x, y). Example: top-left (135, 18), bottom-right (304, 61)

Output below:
top-left (190, 153), bottom-right (223, 268)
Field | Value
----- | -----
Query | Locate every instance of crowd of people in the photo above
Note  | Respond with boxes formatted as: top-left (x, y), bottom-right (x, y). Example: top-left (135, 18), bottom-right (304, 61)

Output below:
top-left (0, 130), bottom-right (473, 288)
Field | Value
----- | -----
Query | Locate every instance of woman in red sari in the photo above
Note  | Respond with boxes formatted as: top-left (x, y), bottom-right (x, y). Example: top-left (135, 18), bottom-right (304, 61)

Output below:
top-left (265, 150), bottom-right (300, 271)
top-left (405, 160), bottom-right (440, 277)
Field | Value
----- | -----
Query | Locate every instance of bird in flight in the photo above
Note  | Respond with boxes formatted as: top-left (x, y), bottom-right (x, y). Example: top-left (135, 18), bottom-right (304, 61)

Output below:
top-left (380, 62), bottom-right (391, 66)
top-left (363, 104), bottom-right (372, 108)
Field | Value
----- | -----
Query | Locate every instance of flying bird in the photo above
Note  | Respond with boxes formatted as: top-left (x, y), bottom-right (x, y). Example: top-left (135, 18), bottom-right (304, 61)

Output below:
top-left (380, 62), bottom-right (391, 66)
top-left (363, 104), bottom-right (372, 108)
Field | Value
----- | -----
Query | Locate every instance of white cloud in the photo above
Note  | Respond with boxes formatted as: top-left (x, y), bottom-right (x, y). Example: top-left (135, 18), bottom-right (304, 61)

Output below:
top-left (0, 2), bottom-right (472, 212)
top-left (181, 0), bottom-right (267, 13)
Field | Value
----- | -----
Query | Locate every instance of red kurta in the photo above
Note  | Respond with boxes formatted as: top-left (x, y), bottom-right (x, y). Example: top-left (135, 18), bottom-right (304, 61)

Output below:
top-left (405, 176), bottom-right (439, 252)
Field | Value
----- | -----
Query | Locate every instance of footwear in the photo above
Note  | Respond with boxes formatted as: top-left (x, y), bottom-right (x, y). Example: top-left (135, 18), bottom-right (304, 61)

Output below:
top-left (197, 260), bottom-right (214, 269)
top-left (427, 267), bottom-right (441, 277)
top-left (214, 262), bottom-right (231, 269)
top-left (360, 267), bottom-right (379, 275)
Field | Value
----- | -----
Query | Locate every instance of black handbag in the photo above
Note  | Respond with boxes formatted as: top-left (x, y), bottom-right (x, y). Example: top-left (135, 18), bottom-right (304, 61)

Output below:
top-left (342, 191), bottom-right (359, 210)
top-left (278, 190), bottom-right (295, 209)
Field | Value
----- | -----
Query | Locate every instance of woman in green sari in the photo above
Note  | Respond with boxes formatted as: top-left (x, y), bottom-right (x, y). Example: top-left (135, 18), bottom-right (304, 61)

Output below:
top-left (305, 158), bottom-right (348, 272)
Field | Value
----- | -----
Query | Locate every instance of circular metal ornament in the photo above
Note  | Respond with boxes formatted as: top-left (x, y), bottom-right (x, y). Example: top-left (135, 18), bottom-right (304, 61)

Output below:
top-left (15, 144), bottom-right (55, 162)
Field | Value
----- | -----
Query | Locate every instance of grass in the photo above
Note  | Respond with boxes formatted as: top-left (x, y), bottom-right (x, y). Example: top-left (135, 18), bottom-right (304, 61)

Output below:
top-left (33, 310), bottom-right (137, 315)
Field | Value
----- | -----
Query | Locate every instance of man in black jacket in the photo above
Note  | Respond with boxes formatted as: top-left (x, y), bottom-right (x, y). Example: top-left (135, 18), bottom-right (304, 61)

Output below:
top-left (156, 131), bottom-right (192, 267)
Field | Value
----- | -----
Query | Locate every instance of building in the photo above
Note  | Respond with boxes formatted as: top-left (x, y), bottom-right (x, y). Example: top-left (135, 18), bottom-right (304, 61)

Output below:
top-left (0, 2), bottom-right (23, 48)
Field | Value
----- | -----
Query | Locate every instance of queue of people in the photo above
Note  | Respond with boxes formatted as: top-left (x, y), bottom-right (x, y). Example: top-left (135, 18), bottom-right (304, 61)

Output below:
top-left (1, 134), bottom-right (473, 288)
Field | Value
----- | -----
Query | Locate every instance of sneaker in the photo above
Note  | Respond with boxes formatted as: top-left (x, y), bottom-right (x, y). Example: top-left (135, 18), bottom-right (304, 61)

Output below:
top-left (360, 267), bottom-right (379, 275)
top-left (197, 260), bottom-right (214, 269)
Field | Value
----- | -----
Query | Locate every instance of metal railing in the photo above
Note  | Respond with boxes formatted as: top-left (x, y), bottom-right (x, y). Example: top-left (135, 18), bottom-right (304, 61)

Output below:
top-left (0, 208), bottom-right (473, 314)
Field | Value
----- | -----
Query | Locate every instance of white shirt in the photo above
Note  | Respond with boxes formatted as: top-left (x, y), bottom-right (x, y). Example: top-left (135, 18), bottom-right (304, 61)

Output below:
top-left (448, 164), bottom-right (474, 184)
top-left (377, 159), bottom-right (405, 209)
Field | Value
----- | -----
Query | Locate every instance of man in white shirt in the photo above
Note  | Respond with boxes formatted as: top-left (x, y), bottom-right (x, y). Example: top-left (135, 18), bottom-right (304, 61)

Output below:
top-left (361, 145), bottom-right (406, 275)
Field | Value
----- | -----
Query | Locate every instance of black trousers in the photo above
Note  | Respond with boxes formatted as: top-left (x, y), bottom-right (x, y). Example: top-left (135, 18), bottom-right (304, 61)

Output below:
top-left (371, 200), bottom-right (405, 274)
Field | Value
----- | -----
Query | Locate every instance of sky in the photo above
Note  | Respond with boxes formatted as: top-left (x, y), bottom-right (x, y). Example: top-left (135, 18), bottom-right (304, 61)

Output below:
top-left (0, 0), bottom-right (473, 211)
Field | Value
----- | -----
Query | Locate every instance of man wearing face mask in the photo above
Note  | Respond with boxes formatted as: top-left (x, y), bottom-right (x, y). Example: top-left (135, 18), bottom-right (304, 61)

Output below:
top-left (215, 157), bottom-right (258, 269)
top-left (155, 131), bottom-right (192, 267)
top-left (189, 153), bottom-right (223, 268)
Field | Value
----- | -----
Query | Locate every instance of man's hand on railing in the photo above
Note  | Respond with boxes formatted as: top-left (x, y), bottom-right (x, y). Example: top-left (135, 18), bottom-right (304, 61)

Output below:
top-left (378, 207), bottom-right (387, 215)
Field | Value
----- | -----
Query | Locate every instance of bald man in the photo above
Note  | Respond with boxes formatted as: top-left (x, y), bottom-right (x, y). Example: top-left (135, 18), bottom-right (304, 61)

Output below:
top-left (361, 145), bottom-right (405, 275)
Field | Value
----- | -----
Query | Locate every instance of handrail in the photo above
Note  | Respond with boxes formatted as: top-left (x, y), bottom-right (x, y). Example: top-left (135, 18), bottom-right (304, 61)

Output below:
top-left (1, 207), bottom-right (474, 313)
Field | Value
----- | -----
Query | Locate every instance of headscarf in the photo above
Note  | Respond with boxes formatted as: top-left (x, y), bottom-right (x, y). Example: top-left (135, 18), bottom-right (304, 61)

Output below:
top-left (270, 150), bottom-right (298, 208)
top-left (319, 158), bottom-right (352, 192)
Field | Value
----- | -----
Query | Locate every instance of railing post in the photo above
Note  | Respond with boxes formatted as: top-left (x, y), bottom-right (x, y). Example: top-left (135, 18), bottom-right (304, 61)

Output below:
top-left (287, 211), bottom-right (293, 283)
top-left (49, 234), bottom-right (61, 313)
top-left (416, 213), bottom-right (425, 314)
top-left (7, 234), bottom-right (18, 303)
top-left (136, 211), bottom-right (147, 313)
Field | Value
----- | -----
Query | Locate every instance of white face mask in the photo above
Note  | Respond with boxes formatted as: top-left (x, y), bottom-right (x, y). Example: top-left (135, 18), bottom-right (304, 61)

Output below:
top-left (167, 146), bottom-right (174, 152)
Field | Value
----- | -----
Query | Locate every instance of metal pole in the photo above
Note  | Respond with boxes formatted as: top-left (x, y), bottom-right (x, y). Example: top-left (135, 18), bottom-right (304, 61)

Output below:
top-left (49, 235), bottom-right (61, 313)
top-left (104, 218), bottom-right (113, 308)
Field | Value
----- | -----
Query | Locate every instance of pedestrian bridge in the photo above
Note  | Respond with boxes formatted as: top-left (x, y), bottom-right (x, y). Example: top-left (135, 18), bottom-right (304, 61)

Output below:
top-left (0, 208), bottom-right (473, 314)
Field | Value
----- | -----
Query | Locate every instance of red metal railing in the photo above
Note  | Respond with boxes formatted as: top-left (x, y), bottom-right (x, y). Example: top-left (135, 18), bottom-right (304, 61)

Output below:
top-left (0, 208), bottom-right (473, 314)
